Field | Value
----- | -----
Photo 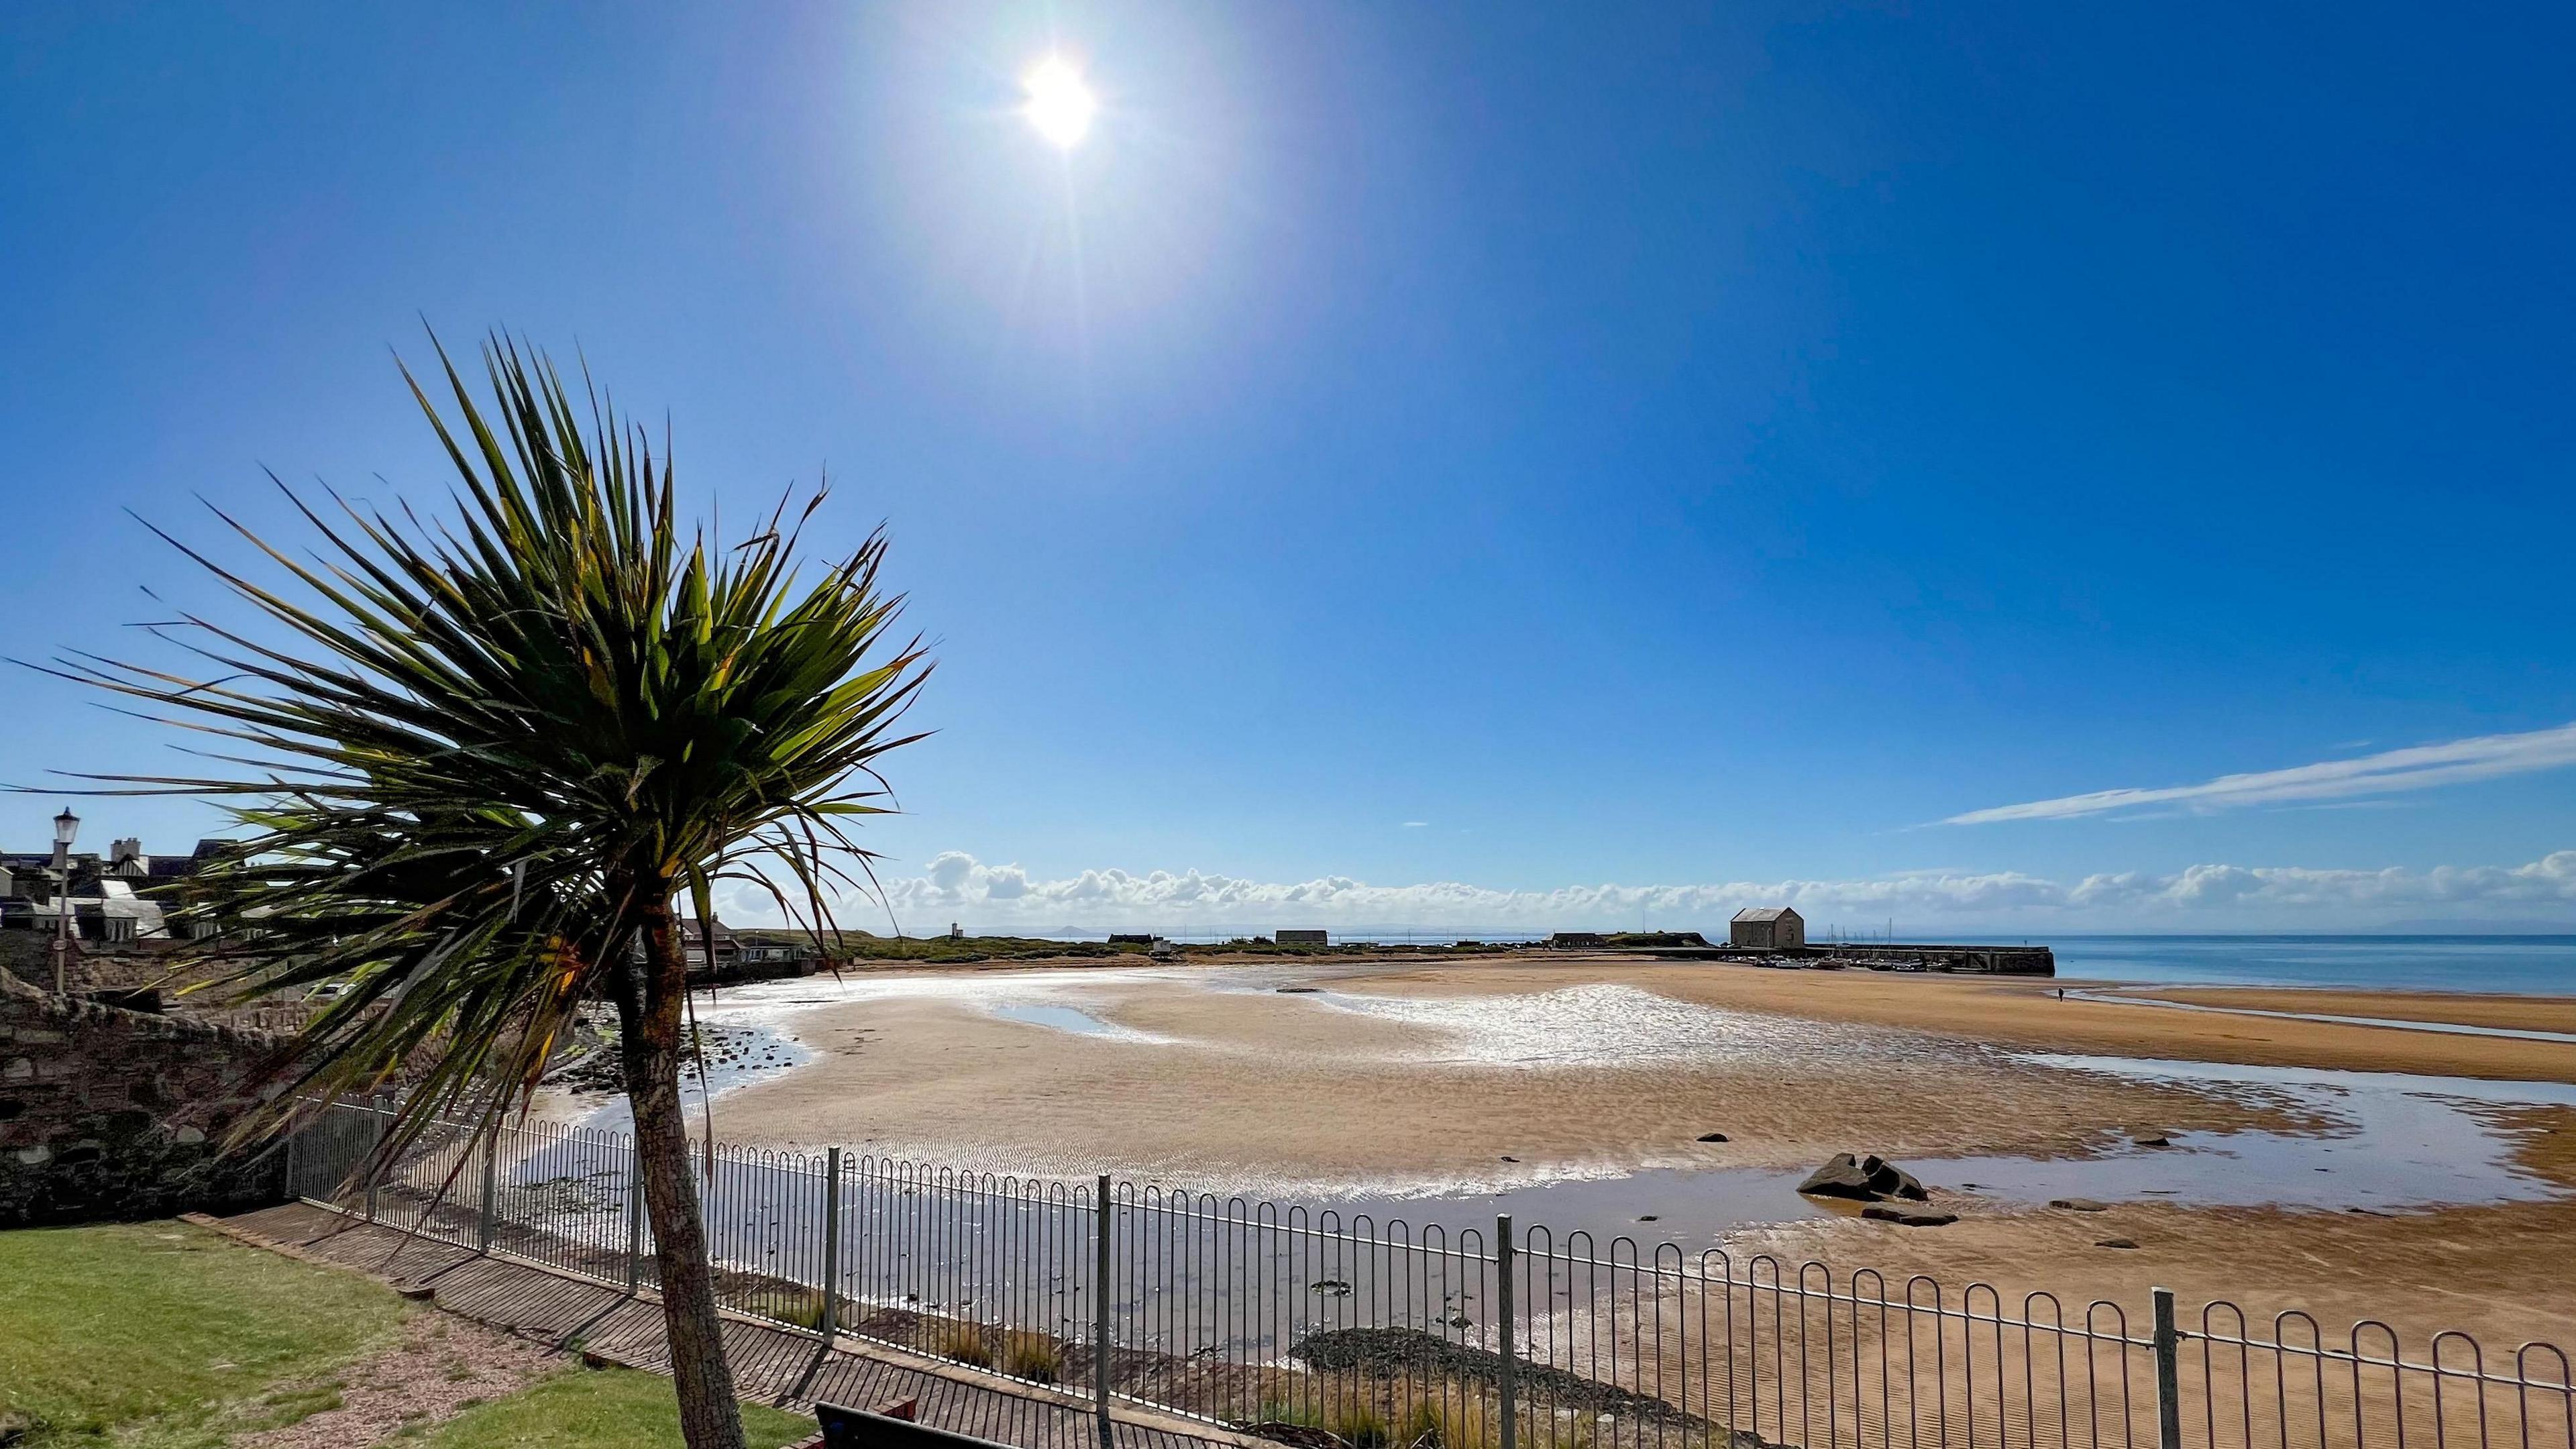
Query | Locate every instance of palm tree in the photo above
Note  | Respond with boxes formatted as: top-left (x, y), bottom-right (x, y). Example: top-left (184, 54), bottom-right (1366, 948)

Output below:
top-left (42, 333), bottom-right (930, 1449)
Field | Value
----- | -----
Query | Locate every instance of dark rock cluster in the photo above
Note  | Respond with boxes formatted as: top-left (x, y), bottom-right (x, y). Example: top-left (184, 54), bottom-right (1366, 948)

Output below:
top-left (1796, 1152), bottom-right (1930, 1202)
top-left (1798, 1152), bottom-right (1957, 1226)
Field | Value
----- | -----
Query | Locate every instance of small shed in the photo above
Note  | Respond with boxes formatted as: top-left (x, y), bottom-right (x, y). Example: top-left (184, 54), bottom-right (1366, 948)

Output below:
top-left (1276, 929), bottom-right (1328, 947)
top-left (1729, 906), bottom-right (1805, 951)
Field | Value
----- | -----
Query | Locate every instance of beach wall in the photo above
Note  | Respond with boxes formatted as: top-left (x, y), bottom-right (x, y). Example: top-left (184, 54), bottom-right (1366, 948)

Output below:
top-left (1638, 941), bottom-right (2057, 974)
top-left (0, 953), bottom-right (291, 1227)
top-left (1823, 942), bottom-right (2057, 975)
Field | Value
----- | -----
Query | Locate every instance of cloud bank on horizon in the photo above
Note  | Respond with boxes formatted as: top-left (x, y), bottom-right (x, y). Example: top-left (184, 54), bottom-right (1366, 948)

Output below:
top-left (1947, 722), bottom-right (2576, 825)
top-left (750, 847), bottom-right (2576, 936)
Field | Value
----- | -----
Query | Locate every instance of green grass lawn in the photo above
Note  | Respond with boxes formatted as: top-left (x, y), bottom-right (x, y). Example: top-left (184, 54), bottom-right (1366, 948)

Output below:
top-left (417, 1368), bottom-right (814, 1448)
top-left (0, 1220), bottom-right (409, 1447)
top-left (0, 1220), bottom-right (812, 1448)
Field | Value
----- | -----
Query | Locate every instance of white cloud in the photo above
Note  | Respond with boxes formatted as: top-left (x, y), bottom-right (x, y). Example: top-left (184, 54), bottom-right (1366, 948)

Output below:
top-left (745, 849), bottom-right (2576, 935)
top-left (1947, 722), bottom-right (2576, 825)
top-left (1401, 821), bottom-right (1429, 828)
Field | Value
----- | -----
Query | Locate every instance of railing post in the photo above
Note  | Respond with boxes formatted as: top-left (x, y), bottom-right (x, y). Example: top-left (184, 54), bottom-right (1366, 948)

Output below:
top-left (816, 1147), bottom-right (843, 1343)
top-left (476, 1123), bottom-right (500, 1254)
top-left (624, 1160), bottom-right (646, 1295)
top-left (1496, 1215), bottom-right (1518, 1449)
top-left (364, 1094), bottom-right (390, 1223)
top-left (1095, 1173), bottom-right (1114, 1449)
top-left (2152, 1286), bottom-right (2184, 1449)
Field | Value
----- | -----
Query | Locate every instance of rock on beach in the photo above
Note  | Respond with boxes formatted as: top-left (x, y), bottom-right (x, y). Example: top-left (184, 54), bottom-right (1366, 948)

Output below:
top-left (1796, 1152), bottom-right (1930, 1202)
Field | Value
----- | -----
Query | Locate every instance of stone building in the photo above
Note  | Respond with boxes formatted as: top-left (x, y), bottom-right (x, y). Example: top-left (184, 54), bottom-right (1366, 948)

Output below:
top-left (1729, 906), bottom-right (1806, 950)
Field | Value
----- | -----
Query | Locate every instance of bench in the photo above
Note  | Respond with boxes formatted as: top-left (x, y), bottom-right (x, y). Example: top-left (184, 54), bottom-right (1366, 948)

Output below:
top-left (813, 1399), bottom-right (1016, 1449)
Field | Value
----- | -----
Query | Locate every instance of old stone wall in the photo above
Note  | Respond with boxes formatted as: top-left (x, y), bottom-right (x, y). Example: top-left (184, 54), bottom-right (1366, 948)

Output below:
top-left (1, 926), bottom-right (211, 998)
top-left (0, 956), bottom-right (294, 1226)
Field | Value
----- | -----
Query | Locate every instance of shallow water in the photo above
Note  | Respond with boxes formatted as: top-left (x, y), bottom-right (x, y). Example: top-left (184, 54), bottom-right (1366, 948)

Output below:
top-left (1939, 1052), bottom-right (2576, 1212)
top-left (986, 1000), bottom-right (1167, 1041)
top-left (698, 965), bottom-right (1186, 1036)
top-left (2047, 934), bottom-right (2576, 993)
top-left (1285, 1051), bottom-right (2576, 1239)
top-left (1148, 1165), bottom-right (1832, 1251)
top-left (562, 1020), bottom-right (815, 1134)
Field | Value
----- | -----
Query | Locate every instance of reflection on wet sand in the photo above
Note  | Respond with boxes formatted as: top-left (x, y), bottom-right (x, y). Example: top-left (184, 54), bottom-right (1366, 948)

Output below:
top-left (1951, 1053), bottom-right (2576, 1210)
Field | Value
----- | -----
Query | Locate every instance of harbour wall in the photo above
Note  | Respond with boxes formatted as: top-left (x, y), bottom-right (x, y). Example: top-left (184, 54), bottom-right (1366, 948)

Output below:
top-left (1635, 941), bottom-right (2058, 976)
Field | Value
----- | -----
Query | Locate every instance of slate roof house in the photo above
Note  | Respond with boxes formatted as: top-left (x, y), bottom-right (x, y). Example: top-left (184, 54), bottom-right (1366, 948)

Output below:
top-left (0, 837), bottom-right (226, 943)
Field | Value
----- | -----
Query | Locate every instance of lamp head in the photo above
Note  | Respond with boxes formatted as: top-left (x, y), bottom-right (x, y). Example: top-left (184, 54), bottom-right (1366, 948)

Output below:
top-left (52, 808), bottom-right (79, 849)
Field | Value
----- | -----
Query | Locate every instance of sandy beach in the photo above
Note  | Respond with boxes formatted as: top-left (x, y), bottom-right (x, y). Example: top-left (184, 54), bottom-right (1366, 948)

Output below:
top-left (681, 961), bottom-right (2314, 1183)
top-left (565, 954), bottom-right (2576, 1350)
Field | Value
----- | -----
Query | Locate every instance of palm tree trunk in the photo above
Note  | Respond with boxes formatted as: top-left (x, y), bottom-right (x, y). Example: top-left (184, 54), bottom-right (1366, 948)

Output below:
top-left (619, 900), bottom-right (749, 1449)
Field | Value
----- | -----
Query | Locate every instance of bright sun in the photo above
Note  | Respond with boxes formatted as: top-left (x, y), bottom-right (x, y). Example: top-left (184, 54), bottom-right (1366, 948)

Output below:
top-left (1021, 56), bottom-right (1097, 149)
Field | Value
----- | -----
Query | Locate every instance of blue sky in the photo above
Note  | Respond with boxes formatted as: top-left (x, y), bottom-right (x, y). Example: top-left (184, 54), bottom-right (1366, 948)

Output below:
top-left (4, 2), bottom-right (2573, 934)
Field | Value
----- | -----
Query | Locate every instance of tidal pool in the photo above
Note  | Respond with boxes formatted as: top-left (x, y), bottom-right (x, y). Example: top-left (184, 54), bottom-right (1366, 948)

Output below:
top-left (559, 1020), bottom-right (815, 1134)
top-left (985, 1000), bottom-right (1168, 1042)
top-left (1931, 1052), bottom-right (2576, 1212)
top-left (1278, 1051), bottom-right (2576, 1244)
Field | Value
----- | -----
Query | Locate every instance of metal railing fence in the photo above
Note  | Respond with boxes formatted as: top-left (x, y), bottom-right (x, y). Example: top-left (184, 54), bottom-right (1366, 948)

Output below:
top-left (281, 1102), bottom-right (2573, 1449)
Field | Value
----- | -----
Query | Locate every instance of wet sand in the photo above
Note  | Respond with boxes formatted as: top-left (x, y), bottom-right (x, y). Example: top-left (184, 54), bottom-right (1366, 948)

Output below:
top-left (1730, 1106), bottom-right (2576, 1358)
top-left (686, 964), bottom-right (2306, 1189)
top-left (1485, 959), bottom-right (2576, 1082)
top-left (2141, 984), bottom-right (2576, 1036)
top-left (592, 955), bottom-right (2576, 1346)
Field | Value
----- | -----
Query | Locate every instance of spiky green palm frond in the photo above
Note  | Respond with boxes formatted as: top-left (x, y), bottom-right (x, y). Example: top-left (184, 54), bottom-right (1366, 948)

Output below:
top-left (26, 332), bottom-right (930, 1148)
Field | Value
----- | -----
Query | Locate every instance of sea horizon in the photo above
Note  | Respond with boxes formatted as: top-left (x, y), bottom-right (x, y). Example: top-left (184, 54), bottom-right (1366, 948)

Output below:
top-left (883, 928), bottom-right (2576, 995)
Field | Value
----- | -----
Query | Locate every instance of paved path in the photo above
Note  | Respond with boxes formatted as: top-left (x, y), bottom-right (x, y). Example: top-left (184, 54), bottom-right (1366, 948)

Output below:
top-left (214, 1202), bottom-right (1254, 1449)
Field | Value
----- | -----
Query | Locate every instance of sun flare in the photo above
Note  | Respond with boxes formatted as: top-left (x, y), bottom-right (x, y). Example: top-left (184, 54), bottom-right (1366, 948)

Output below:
top-left (1021, 56), bottom-right (1097, 149)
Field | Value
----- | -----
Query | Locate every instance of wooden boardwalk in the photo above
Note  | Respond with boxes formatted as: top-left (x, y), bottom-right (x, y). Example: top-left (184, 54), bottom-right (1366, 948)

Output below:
top-left (213, 1202), bottom-right (1256, 1449)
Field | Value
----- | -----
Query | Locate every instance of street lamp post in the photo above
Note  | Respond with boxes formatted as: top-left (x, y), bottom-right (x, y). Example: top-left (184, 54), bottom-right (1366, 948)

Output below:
top-left (50, 807), bottom-right (78, 997)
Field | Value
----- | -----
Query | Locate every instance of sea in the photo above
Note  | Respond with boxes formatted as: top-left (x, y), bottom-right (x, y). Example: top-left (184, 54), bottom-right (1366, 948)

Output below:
top-left (2039, 934), bottom-right (2576, 994)
top-left (1089, 931), bottom-right (2576, 995)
